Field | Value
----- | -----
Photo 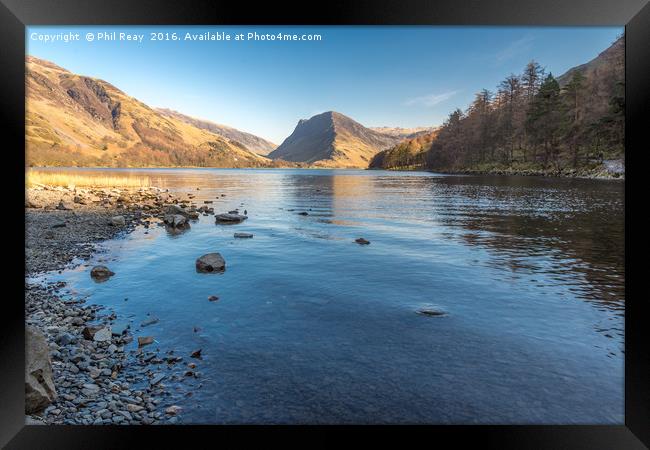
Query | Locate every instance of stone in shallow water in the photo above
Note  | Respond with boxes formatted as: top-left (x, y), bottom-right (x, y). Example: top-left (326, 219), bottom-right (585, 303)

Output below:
top-left (215, 213), bottom-right (247, 224)
top-left (90, 265), bottom-right (115, 281)
top-left (416, 308), bottom-right (446, 317)
top-left (355, 238), bottom-right (370, 245)
top-left (141, 317), bottom-right (159, 327)
top-left (150, 374), bottom-right (165, 386)
top-left (111, 322), bottom-right (130, 336)
top-left (163, 214), bottom-right (186, 228)
top-left (234, 232), bottom-right (253, 239)
top-left (137, 336), bottom-right (154, 347)
top-left (195, 253), bottom-right (226, 273)
top-left (165, 405), bottom-right (181, 415)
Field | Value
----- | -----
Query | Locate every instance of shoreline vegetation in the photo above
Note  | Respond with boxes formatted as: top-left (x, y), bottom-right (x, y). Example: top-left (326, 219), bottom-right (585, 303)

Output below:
top-left (369, 36), bottom-right (624, 178)
top-left (25, 184), bottom-right (213, 424)
top-left (26, 170), bottom-right (152, 188)
top-left (369, 160), bottom-right (625, 180)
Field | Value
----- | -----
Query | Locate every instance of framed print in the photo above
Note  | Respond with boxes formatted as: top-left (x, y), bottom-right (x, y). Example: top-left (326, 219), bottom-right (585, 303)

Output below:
top-left (1, 0), bottom-right (648, 447)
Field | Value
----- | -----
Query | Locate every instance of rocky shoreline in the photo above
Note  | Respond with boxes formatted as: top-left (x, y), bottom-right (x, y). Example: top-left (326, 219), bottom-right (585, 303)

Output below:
top-left (25, 185), bottom-right (208, 425)
top-left (438, 159), bottom-right (625, 179)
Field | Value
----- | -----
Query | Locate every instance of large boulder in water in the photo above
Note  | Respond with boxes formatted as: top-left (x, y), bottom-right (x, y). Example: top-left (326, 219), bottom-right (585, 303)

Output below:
top-left (25, 326), bottom-right (57, 413)
top-left (215, 213), bottom-right (247, 224)
top-left (164, 214), bottom-right (187, 228)
top-left (196, 253), bottom-right (226, 273)
top-left (90, 265), bottom-right (115, 281)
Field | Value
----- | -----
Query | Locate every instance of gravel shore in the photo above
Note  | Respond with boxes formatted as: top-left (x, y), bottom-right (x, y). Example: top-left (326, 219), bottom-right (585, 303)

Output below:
top-left (25, 185), bottom-right (205, 425)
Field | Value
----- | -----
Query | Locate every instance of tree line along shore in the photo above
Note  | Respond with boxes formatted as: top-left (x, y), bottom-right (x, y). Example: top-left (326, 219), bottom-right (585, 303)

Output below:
top-left (370, 36), bottom-right (624, 178)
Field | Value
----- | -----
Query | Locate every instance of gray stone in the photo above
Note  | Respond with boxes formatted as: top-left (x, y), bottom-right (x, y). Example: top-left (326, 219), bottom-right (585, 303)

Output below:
top-left (90, 265), bottom-right (115, 281)
top-left (195, 253), bottom-right (226, 273)
top-left (141, 317), bottom-right (159, 327)
top-left (93, 327), bottom-right (112, 342)
top-left (111, 322), bottom-right (129, 336)
top-left (234, 232), bottom-right (253, 238)
top-left (163, 214), bottom-right (187, 228)
top-left (56, 333), bottom-right (76, 346)
top-left (25, 326), bottom-right (57, 414)
top-left (110, 216), bottom-right (126, 227)
top-left (137, 336), bottom-right (154, 347)
top-left (150, 374), bottom-right (165, 386)
top-left (215, 213), bottom-right (247, 224)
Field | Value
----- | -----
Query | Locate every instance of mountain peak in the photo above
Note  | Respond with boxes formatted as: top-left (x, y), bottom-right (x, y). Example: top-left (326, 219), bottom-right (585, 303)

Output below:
top-left (268, 111), bottom-right (406, 168)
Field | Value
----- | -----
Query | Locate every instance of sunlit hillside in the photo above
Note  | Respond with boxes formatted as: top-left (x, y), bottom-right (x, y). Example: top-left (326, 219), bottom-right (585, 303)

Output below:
top-left (26, 56), bottom-right (270, 168)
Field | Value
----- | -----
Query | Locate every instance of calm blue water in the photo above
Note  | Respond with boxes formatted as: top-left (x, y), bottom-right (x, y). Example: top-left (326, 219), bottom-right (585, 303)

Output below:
top-left (35, 168), bottom-right (624, 424)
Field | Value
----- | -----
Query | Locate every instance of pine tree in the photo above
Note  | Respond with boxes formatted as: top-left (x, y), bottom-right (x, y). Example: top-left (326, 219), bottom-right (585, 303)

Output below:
top-left (562, 71), bottom-right (587, 166)
top-left (526, 73), bottom-right (564, 167)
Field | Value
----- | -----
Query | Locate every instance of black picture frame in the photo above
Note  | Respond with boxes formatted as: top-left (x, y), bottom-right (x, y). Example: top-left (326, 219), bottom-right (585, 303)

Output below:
top-left (2, 0), bottom-right (647, 447)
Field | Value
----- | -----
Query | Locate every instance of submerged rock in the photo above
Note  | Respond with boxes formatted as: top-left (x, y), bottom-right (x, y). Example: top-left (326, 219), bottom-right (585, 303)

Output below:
top-left (165, 405), bottom-right (182, 415)
top-left (141, 317), bottom-right (159, 327)
top-left (111, 322), bottom-right (130, 336)
top-left (417, 308), bottom-right (446, 317)
top-left (150, 373), bottom-right (165, 386)
top-left (90, 265), bottom-right (115, 281)
top-left (355, 238), bottom-right (370, 245)
top-left (195, 253), bottom-right (226, 273)
top-left (25, 326), bottom-right (57, 414)
top-left (208, 295), bottom-right (219, 302)
top-left (234, 232), bottom-right (253, 239)
top-left (215, 213), bottom-right (247, 224)
top-left (138, 336), bottom-right (154, 347)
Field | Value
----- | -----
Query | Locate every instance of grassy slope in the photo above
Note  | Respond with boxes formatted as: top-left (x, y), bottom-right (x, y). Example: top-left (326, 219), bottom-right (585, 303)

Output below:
top-left (26, 56), bottom-right (270, 168)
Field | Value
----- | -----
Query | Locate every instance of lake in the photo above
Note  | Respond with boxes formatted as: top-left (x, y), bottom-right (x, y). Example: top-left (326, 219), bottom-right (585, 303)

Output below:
top-left (32, 168), bottom-right (625, 424)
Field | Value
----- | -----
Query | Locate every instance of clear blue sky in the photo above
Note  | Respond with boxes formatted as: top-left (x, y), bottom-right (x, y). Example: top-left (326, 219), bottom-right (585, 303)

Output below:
top-left (27, 26), bottom-right (622, 144)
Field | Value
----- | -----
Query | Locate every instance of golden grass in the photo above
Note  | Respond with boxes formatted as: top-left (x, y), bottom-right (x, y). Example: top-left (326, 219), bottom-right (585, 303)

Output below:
top-left (26, 170), bottom-right (151, 188)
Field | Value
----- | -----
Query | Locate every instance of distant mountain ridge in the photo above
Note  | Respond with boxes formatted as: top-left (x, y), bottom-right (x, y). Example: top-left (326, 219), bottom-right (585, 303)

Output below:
top-left (26, 56), bottom-right (270, 168)
top-left (155, 108), bottom-right (277, 156)
top-left (370, 126), bottom-right (436, 140)
top-left (268, 111), bottom-right (407, 168)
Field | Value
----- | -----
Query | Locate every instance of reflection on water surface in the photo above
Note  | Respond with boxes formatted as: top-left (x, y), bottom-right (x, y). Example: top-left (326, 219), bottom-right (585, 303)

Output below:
top-left (34, 168), bottom-right (624, 424)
